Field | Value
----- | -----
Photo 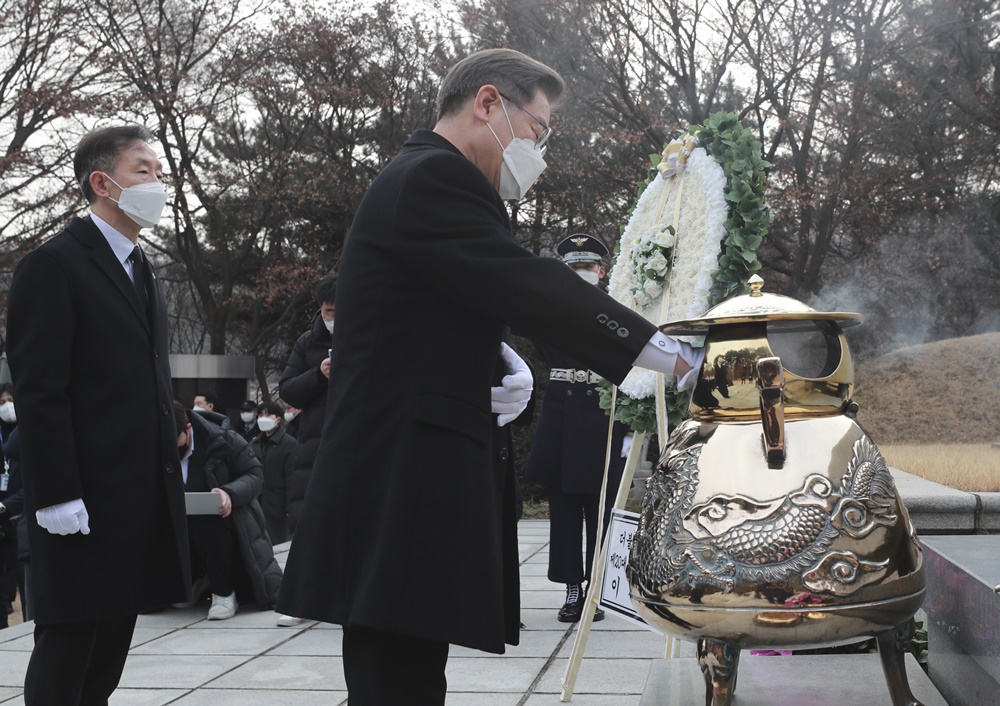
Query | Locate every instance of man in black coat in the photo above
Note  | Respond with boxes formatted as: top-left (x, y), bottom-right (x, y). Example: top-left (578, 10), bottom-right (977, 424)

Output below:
top-left (525, 234), bottom-right (633, 624)
top-left (278, 274), bottom-right (336, 533)
top-left (6, 125), bottom-right (190, 704)
top-left (275, 49), bottom-right (701, 705)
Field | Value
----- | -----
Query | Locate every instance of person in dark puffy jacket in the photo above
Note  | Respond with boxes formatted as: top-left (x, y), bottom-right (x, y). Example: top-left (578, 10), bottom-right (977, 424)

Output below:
top-left (250, 401), bottom-right (298, 545)
top-left (174, 403), bottom-right (282, 620)
top-left (278, 274), bottom-right (335, 534)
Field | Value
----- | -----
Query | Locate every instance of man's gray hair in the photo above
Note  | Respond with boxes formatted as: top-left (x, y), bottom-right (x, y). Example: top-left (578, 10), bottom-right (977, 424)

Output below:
top-left (74, 125), bottom-right (155, 203)
top-left (436, 48), bottom-right (565, 122)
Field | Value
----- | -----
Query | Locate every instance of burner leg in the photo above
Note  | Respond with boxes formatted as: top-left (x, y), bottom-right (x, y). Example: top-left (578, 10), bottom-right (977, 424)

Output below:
top-left (876, 619), bottom-right (923, 706)
top-left (697, 638), bottom-right (740, 706)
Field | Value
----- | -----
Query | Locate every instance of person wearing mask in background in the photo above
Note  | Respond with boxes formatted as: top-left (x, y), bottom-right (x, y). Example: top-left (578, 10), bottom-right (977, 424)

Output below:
top-left (174, 403), bottom-right (282, 621)
top-left (274, 49), bottom-right (701, 705)
top-left (0, 383), bottom-right (23, 628)
top-left (249, 401), bottom-right (298, 547)
top-left (237, 400), bottom-right (261, 444)
top-left (193, 391), bottom-right (217, 414)
top-left (523, 234), bottom-right (633, 624)
top-left (278, 274), bottom-right (336, 535)
top-left (1, 428), bottom-right (27, 623)
top-left (6, 125), bottom-right (190, 704)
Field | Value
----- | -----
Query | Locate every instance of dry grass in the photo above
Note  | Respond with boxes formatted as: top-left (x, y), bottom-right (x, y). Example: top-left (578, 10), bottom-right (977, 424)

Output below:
top-left (853, 332), bottom-right (1000, 492)
top-left (854, 332), bottom-right (1000, 445)
top-left (881, 443), bottom-right (1000, 492)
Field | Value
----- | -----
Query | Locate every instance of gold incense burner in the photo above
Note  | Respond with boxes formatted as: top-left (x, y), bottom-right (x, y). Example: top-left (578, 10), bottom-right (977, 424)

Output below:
top-left (628, 276), bottom-right (926, 706)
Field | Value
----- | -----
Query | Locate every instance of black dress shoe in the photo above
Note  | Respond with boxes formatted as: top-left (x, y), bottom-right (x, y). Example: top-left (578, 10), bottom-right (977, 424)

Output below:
top-left (593, 607), bottom-right (605, 622)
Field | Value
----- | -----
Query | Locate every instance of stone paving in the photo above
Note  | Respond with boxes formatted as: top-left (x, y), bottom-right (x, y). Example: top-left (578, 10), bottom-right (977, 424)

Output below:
top-left (0, 520), bottom-right (689, 705)
top-left (1, 467), bottom-right (977, 705)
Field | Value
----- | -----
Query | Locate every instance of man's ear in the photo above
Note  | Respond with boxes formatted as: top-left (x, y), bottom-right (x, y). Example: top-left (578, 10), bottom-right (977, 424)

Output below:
top-left (89, 171), bottom-right (114, 200)
top-left (598, 265), bottom-right (607, 279)
top-left (472, 85), bottom-right (502, 124)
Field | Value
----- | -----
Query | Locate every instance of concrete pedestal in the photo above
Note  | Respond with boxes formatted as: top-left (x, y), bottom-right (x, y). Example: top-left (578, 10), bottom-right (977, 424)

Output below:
top-left (922, 535), bottom-right (1000, 706)
top-left (639, 654), bottom-right (946, 705)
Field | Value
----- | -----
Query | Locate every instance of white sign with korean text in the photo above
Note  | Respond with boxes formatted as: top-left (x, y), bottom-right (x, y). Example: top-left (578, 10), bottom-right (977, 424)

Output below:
top-left (599, 509), bottom-right (655, 631)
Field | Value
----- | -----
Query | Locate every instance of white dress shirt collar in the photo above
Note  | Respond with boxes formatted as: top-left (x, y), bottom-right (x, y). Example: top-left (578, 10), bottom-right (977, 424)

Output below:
top-left (91, 212), bottom-right (138, 279)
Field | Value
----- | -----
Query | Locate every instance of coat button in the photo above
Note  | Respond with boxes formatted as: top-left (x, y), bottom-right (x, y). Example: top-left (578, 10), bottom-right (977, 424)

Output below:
top-left (586, 389), bottom-right (593, 396)
top-left (164, 463), bottom-right (174, 474)
top-left (499, 448), bottom-right (509, 462)
top-left (161, 404), bottom-right (169, 415)
top-left (567, 389), bottom-right (573, 396)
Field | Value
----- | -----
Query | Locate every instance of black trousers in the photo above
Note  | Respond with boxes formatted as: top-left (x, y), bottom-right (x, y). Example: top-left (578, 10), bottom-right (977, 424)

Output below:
top-left (264, 511), bottom-right (288, 546)
top-left (187, 515), bottom-right (234, 596)
top-left (24, 613), bottom-right (137, 705)
top-left (547, 488), bottom-right (614, 586)
top-left (342, 625), bottom-right (449, 706)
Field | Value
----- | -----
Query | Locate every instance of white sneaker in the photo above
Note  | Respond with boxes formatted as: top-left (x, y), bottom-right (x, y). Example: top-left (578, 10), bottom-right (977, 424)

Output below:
top-left (207, 592), bottom-right (238, 620)
top-left (276, 613), bottom-right (307, 627)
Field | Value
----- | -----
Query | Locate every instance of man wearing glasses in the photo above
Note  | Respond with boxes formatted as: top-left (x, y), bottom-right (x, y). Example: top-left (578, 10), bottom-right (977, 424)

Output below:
top-left (276, 48), bottom-right (703, 705)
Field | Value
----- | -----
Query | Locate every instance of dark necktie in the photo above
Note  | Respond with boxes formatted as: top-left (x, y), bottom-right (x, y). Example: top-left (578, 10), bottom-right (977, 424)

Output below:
top-left (127, 245), bottom-right (149, 318)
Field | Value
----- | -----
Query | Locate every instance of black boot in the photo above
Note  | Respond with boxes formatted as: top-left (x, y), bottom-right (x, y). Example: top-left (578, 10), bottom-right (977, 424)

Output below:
top-left (557, 583), bottom-right (584, 623)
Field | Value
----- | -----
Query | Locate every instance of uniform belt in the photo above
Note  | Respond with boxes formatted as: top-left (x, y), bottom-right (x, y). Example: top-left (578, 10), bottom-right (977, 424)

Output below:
top-left (550, 368), bottom-right (602, 384)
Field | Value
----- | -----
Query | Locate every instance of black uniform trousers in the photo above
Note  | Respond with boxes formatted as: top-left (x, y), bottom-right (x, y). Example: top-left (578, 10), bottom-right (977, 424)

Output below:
top-left (342, 625), bottom-right (449, 706)
top-left (547, 488), bottom-right (615, 586)
top-left (24, 613), bottom-right (137, 705)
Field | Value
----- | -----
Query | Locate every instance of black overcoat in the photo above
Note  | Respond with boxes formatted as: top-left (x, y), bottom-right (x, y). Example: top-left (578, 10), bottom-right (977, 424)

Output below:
top-left (277, 311), bottom-right (331, 532)
top-left (6, 216), bottom-right (191, 623)
top-left (276, 130), bottom-right (657, 654)
top-left (524, 340), bottom-right (629, 495)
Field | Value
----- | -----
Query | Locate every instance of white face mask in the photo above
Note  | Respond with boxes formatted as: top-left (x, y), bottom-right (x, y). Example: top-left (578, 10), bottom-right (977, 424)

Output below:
top-left (257, 416), bottom-right (277, 433)
top-left (0, 401), bottom-right (15, 424)
top-left (323, 317), bottom-right (335, 334)
top-left (576, 269), bottom-right (600, 285)
top-left (103, 174), bottom-right (168, 229)
top-left (240, 412), bottom-right (255, 424)
top-left (284, 411), bottom-right (297, 423)
top-left (487, 98), bottom-right (547, 200)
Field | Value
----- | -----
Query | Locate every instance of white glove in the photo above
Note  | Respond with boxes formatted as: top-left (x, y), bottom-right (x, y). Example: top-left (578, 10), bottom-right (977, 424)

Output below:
top-left (36, 498), bottom-right (91, 536)
top-left (492, 342), bottom-right (533, 427)
top-left (621, 432), bottom-right (634, 458)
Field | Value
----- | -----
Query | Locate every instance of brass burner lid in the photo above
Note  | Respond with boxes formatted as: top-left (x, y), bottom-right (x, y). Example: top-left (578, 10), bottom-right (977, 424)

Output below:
top-left (659, 275), bottom-right (863, 335)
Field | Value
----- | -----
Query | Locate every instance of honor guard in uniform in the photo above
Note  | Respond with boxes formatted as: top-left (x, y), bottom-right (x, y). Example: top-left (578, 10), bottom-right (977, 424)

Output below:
top-left (524, 234), bottom-right (632, 622)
